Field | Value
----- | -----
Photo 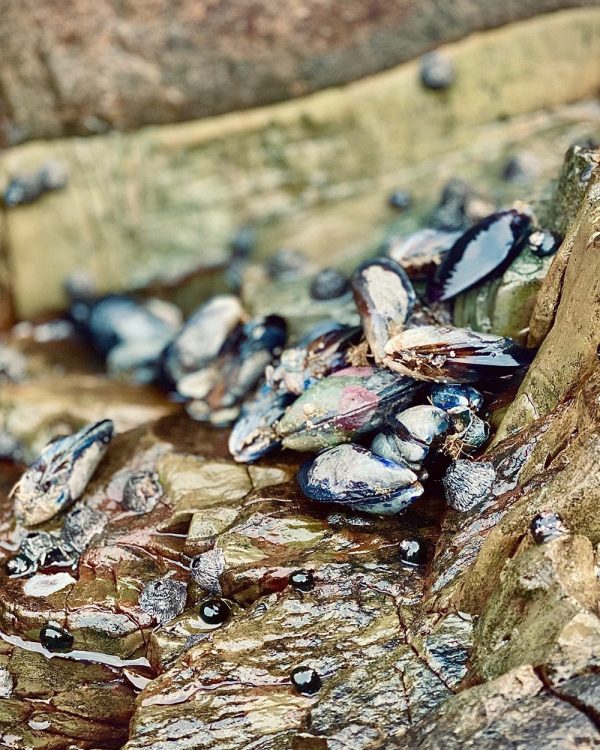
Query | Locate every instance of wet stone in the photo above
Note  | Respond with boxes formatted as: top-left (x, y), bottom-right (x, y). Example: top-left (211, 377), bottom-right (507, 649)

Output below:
top-left (310, 268), bottom-right (349, 300)
top-left (267, 248), bottom-right (311, 281)
top-left (139, 578), bottom-right (188, 624)
top-left (502, 151), bottom-right (541, 183)
top-left (388, 189), bottom-right (413, 211)
top-left (290, 665), bottom-right (322, 695)
top-left (190, 548), bottom-right (226, 596)
top-left (40, 622), bottom-right (74, 653)
top-left (289, 569), bottom-right (315, 592)
top-left (198, 597), bottom-right (232, 626)
top-left (530, 511), bottom-right (570, 544)
top-left (123, 470), bottom-right (164, 513)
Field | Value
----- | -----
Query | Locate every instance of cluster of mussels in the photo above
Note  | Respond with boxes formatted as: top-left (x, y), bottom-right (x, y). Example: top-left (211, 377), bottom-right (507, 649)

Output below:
top-left (54, 206), bottom-right (560, 518)
top-left (3, 201), bottom-right (563, 676)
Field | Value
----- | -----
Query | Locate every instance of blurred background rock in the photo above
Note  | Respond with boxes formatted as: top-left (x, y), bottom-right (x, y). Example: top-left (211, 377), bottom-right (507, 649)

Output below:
top-left (1, 0), bottom-right (599, 324)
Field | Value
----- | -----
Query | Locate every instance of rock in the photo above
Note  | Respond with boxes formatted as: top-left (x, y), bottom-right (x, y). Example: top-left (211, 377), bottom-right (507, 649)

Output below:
top-left (392, 665), bottom-right (600, 747)
top-left (496, 162), bottom-right (600, 440)
top-left (0, 374), bottom-right (175, 460)
top-left (471, 535), bottom-right (599, 680)
top-left (2, 2), bottom-right (598, 146)
top-left (2, 10), bottom-right (600, 320)
top-left (0, 638), bottom-right (137, 749)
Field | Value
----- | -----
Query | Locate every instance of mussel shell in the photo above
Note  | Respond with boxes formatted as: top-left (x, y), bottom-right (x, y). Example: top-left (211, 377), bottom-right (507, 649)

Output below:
top-left (429, 383), bottom-right (484, 413)
top-left (72, 294), bottom-right (178, 356)
top-left (391, 405), bottom-right (451, 446)
top-left (229, 383), bottom-right (295, 463)
top-left (206, 315), bottom-right (287, 410)
top-left (427, 209), bottom-right (533, 302)
top-left (351, 258), bottom-right (416, 363)
top-left (371, 429), bottom-right (427, 467)
top-left (267, 324), bottom-right (362, 396)
top-left (450, 408), bottom-right (490, 450)
top-left (162, 295), bottom-right (243, 383)
top-left (297, 444), bottom-right (423, 515)
top-left (387, 228), bottom-right (461, 279)
top-left (277, 366), bottom-right (422, 452)
top-left (383, 325), bottom-right (535, 383)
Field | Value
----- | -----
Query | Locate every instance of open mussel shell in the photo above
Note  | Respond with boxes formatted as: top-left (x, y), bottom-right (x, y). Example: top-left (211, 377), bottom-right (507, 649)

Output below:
top-left (267, 323), bottom-right (362, 396)
top-left (383, 325), bottom-right (535, 383)
top-left (276, 366), bottom-right (423, 452)
top-left (205, 314), bottom-right (287, 409)
top-left (162, 295), bottom-right (244, 383)
top-left (297, 444), bottom-right (424, 515)
top-left (229, 383), bottom-right (295, 463)
top-left (351, 258), bottom-right (416, 363)
top-left (427, 209), bottom-right (533, 302)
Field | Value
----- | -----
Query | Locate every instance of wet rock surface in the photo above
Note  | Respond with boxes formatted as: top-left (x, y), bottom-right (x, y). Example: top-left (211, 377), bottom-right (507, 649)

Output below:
top-left (1, 137), bottom-right (600, 750)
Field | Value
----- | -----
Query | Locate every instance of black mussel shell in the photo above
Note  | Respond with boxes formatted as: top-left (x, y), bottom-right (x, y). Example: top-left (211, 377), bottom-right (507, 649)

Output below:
top-left (427, 210), bottom-right (533, 302)
top-left (430, 383), bottom-right (484, 413)
top-left (228, 383), bottom-right (294, 463)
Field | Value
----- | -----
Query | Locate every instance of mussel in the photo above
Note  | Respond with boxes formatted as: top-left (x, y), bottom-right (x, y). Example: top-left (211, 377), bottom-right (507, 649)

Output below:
top-left (387, 228), bottom-right (461, 279)
top-left (351, 258), bottom-right (415, 363)
top-left (429, 383), bottom-right (484, 413)
top-left (276, 367), bottom-right (422, 452)
top-left (229, 383), bottom-right (295, 462)
top-left (383, 325), bottom-right (535, 383)
top-left (380, 404), bottom-right (451, 467)
top-left (266, 323), bottom-right (362, 396)
top-left (162, 295), bottom-right (243, 383)
top-left (427, 209), bottom-right (533, 302)
top-left (186, 315), bottom-right (287, 426)
top-left (10, 420), bottom-right (114, 526)
top-left (297, 444), bottom-right (423, 515)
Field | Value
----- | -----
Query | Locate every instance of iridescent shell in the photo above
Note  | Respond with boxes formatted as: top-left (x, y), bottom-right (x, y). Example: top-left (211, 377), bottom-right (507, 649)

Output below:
top-left (276, 367), bottom-right (422, 452)
top-left (10, 420), bottom-right (114, 526)
top-left (162, 295), bottom-right (244, 383)
top-left (267, 324), bottom-right (361, 396)
top-left (229, 383), bottom-right (294, 463)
